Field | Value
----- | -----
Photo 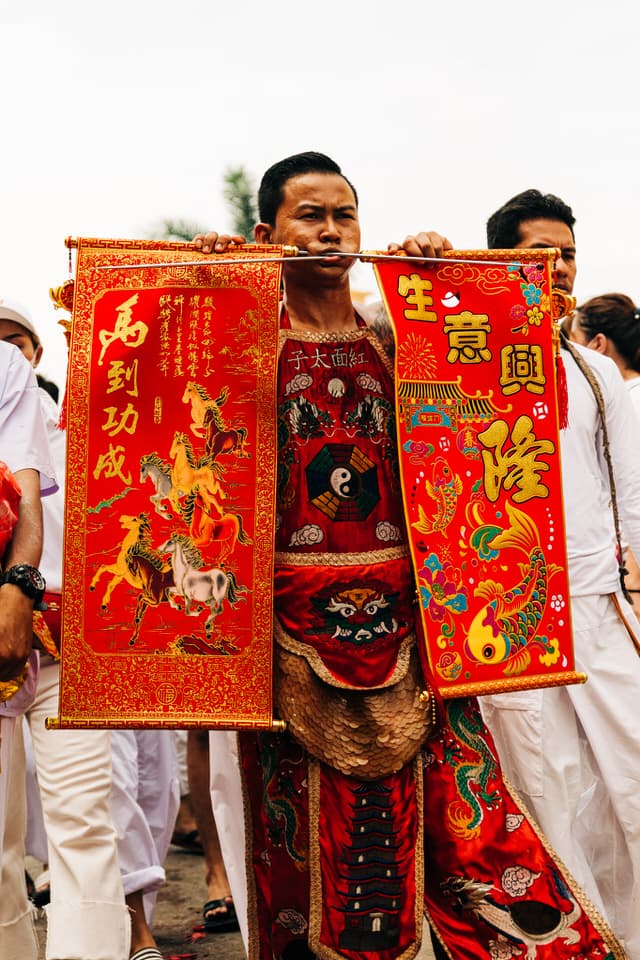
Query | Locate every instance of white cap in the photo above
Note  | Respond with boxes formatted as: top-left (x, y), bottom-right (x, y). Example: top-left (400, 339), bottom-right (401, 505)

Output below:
top-left (0, 296), bottom-right (41, 347)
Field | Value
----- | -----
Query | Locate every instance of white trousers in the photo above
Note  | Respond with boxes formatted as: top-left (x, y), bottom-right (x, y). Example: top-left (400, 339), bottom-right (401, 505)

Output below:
top-left (110, 729), bottom-right (179, 921)
top-left (481, 592), bottom-right (640, 960)
top-left (209, 730), bottom-right (248, 949)
top-left (21, 659), bottom-right (131, 960)
top-left (0, 718), bottom-right (39, 960)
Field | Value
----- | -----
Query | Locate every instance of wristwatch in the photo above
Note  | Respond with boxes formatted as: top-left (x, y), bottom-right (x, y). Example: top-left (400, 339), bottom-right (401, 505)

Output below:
top-left (2, 564), bottom-right (47, 610)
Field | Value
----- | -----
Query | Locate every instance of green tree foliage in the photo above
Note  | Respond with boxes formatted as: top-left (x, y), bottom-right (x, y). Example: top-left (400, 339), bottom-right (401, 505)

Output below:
top-left (223, 166), bottom-right (258, 240)
top-left (151, 218), bottom-right (207, 242)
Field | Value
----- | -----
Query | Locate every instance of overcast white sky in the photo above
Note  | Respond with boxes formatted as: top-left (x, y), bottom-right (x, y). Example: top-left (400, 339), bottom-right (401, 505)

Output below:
top-left (2, 0), bottom-right (638, 384)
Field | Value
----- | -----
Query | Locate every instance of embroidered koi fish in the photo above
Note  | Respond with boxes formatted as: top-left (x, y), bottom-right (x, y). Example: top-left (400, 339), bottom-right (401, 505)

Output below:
top-left (465, 502), bottom-right (562, 675)
top-left (412, 457), bottom-right (463, 538)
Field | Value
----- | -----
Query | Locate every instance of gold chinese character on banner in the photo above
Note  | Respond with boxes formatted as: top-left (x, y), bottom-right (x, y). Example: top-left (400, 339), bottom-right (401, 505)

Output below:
top-left (397, 274), bottom-right (437, 322)
top-left (101, 403), bottom-right (139, 438)
top-left (444, 311), bottom-right (492, 363)
top-left (478, 414), bottom-right (554, 503)
top-left (106, 359), bottom-right (139, 397)
top-left (93, 445), bottom-right (132, 485)
top-left (499, 344), bottom-right (546, 395)
top-left (98, 294), bottom-right (149, 366)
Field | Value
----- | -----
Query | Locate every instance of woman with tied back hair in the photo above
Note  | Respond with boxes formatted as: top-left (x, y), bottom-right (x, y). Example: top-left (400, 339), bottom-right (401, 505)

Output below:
top-left (571, 292), bottom-right (640, 614)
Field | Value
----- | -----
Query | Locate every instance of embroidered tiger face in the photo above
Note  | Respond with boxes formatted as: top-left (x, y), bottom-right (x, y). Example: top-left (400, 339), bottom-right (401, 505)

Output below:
top-left (310, 581), bottom-right (400, 646)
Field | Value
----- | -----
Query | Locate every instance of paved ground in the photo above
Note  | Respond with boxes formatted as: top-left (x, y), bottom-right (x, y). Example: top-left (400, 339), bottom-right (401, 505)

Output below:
top-left (34, 845), bottom-right (435, 959)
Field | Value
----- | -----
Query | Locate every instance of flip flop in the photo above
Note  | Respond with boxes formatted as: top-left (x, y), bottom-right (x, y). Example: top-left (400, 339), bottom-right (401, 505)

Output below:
top-left (203, 897), bottom-right (239, 933)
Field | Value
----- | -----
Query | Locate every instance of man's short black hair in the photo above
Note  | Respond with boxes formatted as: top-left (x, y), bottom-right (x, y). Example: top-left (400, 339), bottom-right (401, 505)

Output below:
top-left (486, 189), bottom-right (576, 249)
top-left (258, 151), bottom-right (358, 225)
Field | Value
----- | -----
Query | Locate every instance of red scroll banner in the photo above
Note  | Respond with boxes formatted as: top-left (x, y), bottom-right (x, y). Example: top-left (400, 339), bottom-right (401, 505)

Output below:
top-left (55, 239), bottom-right (281, 728)
top-left (374, 249), bottom-right (585, 699)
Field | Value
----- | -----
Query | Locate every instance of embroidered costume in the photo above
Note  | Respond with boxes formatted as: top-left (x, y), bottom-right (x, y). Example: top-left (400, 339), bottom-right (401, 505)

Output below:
top-left (239, 318), bottom-right (624, 960)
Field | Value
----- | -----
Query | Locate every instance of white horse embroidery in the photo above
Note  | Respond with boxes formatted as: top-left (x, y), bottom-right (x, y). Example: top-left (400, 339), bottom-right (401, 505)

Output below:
top-left (159, 534), bottom-right (247, 636)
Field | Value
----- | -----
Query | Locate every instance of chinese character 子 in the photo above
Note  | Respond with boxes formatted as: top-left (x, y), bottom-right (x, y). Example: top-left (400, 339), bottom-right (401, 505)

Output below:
top-left (106, 359), bottom-right (139, 397)
top-left (98, 294), bottom-right (149, 366)
top-left (397, 273), bottom-right (437, 322)
top-left (93, 444), bottom-right (131, 485)
top-left (101, 402), bottom-right (139, 438)
top-left (478, 414), bottom-right (555, 503)
top-left (499, 344), bottom-right (546, 396)
top-left (444, 311), bottom-right (492, 363)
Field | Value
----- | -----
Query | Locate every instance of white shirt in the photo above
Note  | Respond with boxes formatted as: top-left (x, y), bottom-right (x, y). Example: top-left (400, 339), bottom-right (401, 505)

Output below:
top-left (39, 390), bottom-right (65, 593)
top-left (560, 343), bottom-right (640, 595)
top-left (626, 376), bottom-right (640, 420)
top-left (0, 341), bottom-right (56, 493)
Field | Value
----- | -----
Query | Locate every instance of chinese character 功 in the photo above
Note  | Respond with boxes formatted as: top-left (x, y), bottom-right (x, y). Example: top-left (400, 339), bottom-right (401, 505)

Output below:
top-left (101, 403), bottom-right (139, 438)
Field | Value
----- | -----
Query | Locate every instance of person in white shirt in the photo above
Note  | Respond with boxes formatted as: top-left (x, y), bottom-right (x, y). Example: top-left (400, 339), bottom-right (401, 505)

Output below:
top-left (0, 321), bottom-right (56, 958)
top-left (480, 191), bottom-right (640, 959)
top-left (568, 293), bottom-right (640, 616)
top-left (0, 298), bottom-right (132, 960)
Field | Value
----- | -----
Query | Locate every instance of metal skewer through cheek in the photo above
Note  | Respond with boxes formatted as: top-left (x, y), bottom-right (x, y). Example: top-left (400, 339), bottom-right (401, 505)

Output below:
top-left (97, 248), bottom-right (547, 271)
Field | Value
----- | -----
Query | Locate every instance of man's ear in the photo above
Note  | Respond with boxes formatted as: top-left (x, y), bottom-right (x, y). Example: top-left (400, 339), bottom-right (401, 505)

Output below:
top-left (32, 344), bottom-right (44, 368)
top-left (254, 222), bottom-right (274, 244)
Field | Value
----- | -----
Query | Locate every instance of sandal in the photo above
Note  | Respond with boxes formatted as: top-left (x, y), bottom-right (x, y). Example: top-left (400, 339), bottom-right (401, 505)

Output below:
top-left (203, 897), bottom-right (239, 933)
top-left (32, 869), bottom-right (51, 908)
top-left (170, 829), bottom-right (204, 855)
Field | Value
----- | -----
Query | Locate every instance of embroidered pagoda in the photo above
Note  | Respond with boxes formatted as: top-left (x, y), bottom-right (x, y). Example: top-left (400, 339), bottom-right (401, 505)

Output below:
top-left (338, 781), bottom-right (402, 951)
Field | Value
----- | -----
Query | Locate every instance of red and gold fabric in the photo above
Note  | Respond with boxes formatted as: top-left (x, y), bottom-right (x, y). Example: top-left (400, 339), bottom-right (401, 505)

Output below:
top-left (274, 323), bottom-right (416, 690)
top-left (55, 239), bottom-right (282, 728)
top-left (374, 250), bottom-right (583, 699)
top-left (240, 312), bottom-right (622, 960)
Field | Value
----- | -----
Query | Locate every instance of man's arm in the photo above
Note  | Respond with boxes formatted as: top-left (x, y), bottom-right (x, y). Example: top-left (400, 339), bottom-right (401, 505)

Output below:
top-left (0, 467), bottom-right (42, 681)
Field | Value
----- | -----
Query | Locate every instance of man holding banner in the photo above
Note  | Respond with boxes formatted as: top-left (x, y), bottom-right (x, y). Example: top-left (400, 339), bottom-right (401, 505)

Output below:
top-left (480, 189), bottom-right (640, 959)
top-left (196, 154), bottom-right (624, 960)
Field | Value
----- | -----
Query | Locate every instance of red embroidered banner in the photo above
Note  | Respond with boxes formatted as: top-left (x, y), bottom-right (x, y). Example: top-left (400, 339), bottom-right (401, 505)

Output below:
top-left (374, 249), bottom-right (584, 698)
top-left (55, 239), bottom-right (281, 728)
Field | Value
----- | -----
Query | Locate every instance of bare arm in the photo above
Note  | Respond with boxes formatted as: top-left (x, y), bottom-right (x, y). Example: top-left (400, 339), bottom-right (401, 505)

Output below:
top-left (0, 468), bottom-right (42, 681)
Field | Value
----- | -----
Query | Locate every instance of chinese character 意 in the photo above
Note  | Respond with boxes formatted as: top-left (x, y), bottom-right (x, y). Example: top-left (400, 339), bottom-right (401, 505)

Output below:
top-left (397, 274), bottom-right (437, 323)
top-left (499, 344), bottom-right (546, 396)
top-left (444, 311), bottom-right (492, 363)
top-left (97, 294), bottom-right (149, 366)
top-left (478, 415), bottom-right (555, 503)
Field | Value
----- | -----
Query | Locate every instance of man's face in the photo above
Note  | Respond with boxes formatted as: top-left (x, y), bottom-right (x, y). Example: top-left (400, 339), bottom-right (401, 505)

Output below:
top-left (257, 172), bottom-right (361, 286)
top-left (0, 318), bottom-right (41, 365)
top-left (514, 218), bottom-right (577, 294)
